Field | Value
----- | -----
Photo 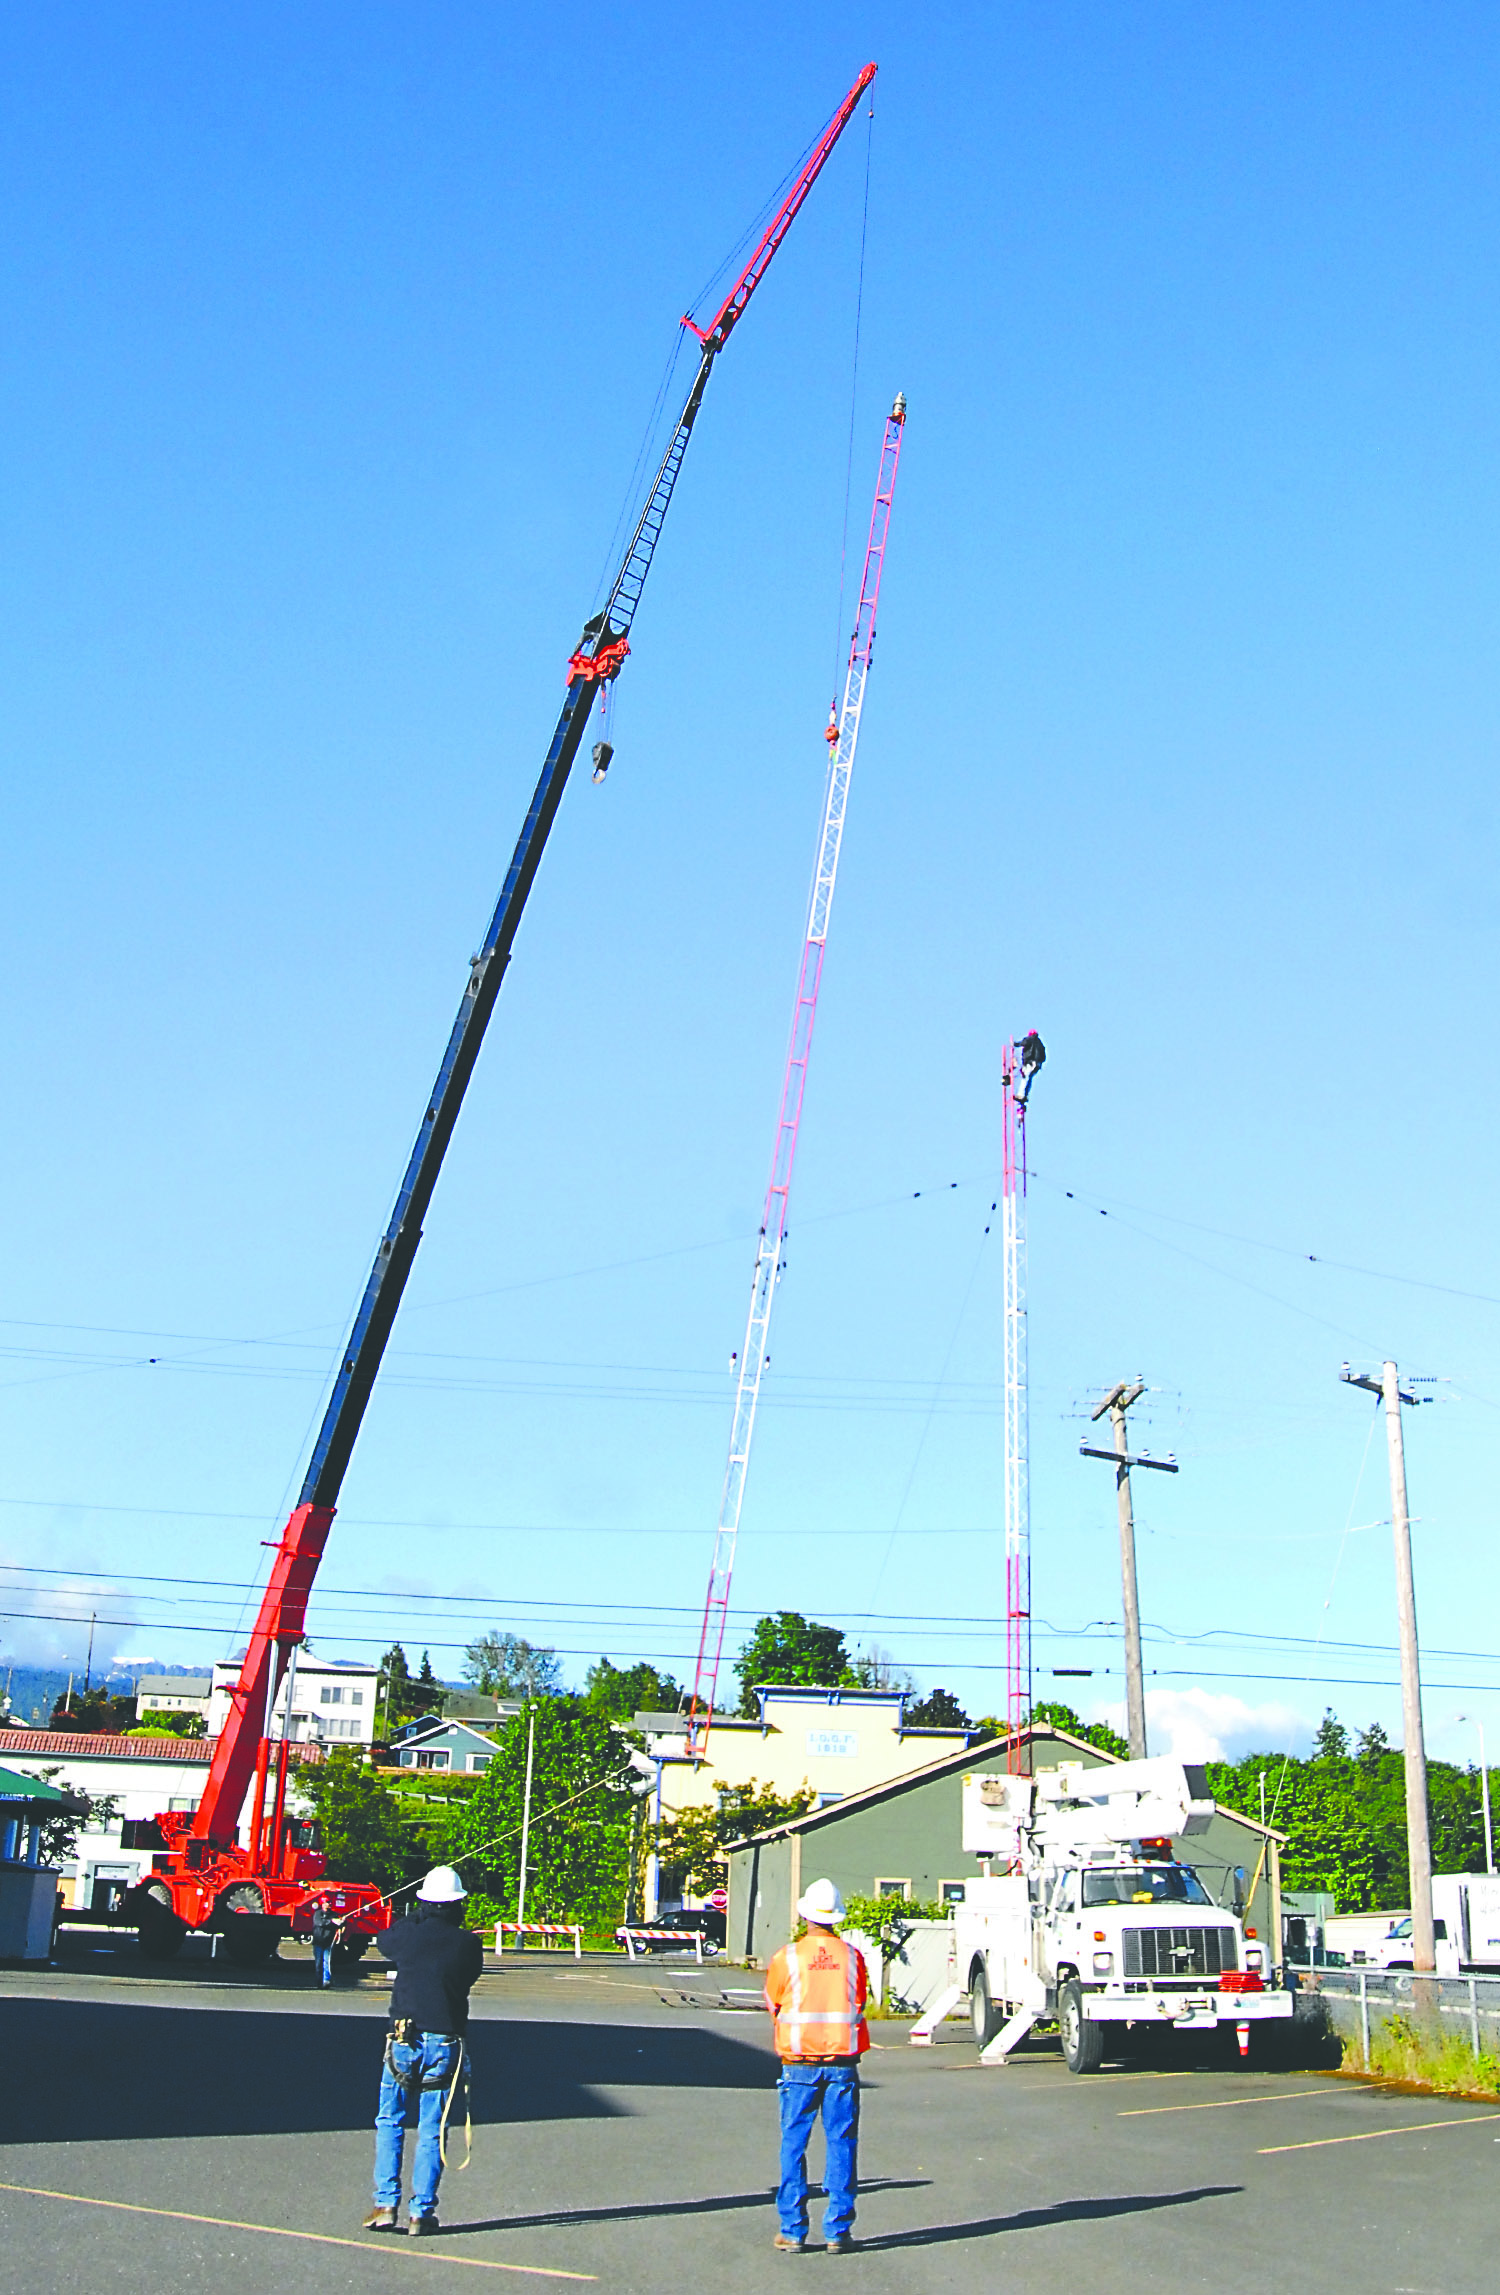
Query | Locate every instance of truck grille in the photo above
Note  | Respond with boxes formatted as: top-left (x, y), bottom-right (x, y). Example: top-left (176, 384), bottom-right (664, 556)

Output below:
top-left (1122, 1925), bottom-right (1238, 1980)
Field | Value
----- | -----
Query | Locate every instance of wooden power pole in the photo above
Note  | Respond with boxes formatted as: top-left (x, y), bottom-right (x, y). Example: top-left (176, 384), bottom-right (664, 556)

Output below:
top-left (1080, 1380), bottom-right (1178, 1760)
top-left (1342, 1360), bottom-right (1435, 1976)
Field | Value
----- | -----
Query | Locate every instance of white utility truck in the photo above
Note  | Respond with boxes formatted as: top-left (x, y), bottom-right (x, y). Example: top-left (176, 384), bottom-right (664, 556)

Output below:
top-left (921, 1757), bottom-right (1293, 2072)
top-left (1375, 1876), bottom-right (1500, 1974)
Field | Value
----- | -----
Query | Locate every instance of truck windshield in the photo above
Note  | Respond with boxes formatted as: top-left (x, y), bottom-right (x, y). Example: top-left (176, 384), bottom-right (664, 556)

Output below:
top-left (1081, 1866), bottom-right (1212, 1908)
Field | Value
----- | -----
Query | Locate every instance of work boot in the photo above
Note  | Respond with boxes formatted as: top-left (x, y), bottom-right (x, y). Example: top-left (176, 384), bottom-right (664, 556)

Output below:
top-left (408, 2216), bottom-right (441, 2237)
top-left (362, 2207), bottom-right (398, 2232)
top-left (773, 2233), bottom-right (806, 2252)
top-left (826, 2235), bottom-right (858, 2254)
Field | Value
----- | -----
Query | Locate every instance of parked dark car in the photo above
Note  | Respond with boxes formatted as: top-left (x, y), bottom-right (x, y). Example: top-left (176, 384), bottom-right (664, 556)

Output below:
top-left (646, 1907), bottom-right (727, 1952)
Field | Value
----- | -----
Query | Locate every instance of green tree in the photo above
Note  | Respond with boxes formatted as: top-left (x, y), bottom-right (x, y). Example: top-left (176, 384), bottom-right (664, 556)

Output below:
top-left (299, 1750), bottom-right (417, 1892)
top-left (462, 1632), bottom-right (562, 1700)
top-left (906, 1687), bottom-right (972, 1730)
top-left (583, 1657), bottom-right (683, 1723)
top-left (49, 1688), bottom-right (134, 1733)
top-left (28, 1770), bottom-right (120, 1866)
top-left (442, 1700), bottom-right (639, 1930)
top-left (657, 1779), bottom-right (817, 1896)
top-left (1017, 1701), bottom-right (1130, 1762)
top-left (413, 1652), bottom-right (445, 1712)
top-left (124, 1710), bottom-right (206, 1739)
top-left (734, 1614), bottom-right (852, 1716)
top-left (378, 1644), bottom-right (432, 1730)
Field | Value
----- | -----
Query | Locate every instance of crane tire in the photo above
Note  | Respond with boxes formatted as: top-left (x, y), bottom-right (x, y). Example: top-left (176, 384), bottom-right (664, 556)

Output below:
top-left (970, 1962), bottom-right (1000, 2048)
top-left (1060, 1980), bottom-right (1106, 2074)
top-left (131, 1882), bottom-right (186, 1962)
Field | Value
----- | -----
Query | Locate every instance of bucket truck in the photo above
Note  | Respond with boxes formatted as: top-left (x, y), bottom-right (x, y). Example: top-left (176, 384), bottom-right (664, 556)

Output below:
top-left (915, 1758), bottom-right (1293, 2071)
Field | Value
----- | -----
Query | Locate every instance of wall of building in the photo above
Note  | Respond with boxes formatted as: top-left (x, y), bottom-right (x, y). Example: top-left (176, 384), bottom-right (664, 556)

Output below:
top-left (651, 1691), bottom-right (974, 1824)
top-left (727, 1733), bottom-right (1283, 1966)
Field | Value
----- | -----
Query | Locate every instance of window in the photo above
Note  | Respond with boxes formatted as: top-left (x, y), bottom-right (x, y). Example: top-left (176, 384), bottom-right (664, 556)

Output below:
top-left (415, 1750), bottom-right (450, 1771)
top-left (815, 1791), bottom-right (845, 1808)
top-left (350, 1691), bottom-right (363, 1707)
top-left (874, 1879), bottom-right (910, 1901)
top-left (1081, 1865), bottom-right (1212, 1909)
top-left (468, 1754), bottom-right (492, 1773)
top-left (320, 1686), bottom-right (344, 1706)
top-left (939, 1881), bottom-right (966, 1905)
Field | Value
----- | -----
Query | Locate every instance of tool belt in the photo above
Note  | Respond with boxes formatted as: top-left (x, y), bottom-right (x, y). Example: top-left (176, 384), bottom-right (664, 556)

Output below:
top-left (383, 2022), bottom-right (473, 2173)
top-left (384, 2020), bottom-right (463, 2090)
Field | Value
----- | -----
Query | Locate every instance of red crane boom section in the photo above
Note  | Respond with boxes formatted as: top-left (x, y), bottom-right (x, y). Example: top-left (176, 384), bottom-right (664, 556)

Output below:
top-left (683, 63), bottom-right (877, 352)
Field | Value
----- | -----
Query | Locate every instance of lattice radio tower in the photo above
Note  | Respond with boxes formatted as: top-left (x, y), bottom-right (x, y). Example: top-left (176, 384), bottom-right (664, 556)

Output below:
top-left (1002, 1031), bottom-right (1045, 1768)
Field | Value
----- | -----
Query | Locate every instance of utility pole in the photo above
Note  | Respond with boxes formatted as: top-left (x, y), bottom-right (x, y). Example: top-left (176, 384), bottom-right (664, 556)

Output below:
top-left (1080, 1380), bottom-right (1178, 1760)
top-left (84, 1612), bottom-right (96, 1699)
top-left (1342, 1361), bottom-right (1435, 1975)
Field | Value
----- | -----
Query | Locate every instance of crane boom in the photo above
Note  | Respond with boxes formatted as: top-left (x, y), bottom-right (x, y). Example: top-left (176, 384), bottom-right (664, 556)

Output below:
top-left (152, 66), bottom-right (879, 1920)
top-left (687, 394), bottom-right (907, 1754)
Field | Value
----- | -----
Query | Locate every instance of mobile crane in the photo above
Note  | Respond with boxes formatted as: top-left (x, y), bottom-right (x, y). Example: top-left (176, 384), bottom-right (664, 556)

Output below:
top-left (122, 64), bottom-right (879, 1963)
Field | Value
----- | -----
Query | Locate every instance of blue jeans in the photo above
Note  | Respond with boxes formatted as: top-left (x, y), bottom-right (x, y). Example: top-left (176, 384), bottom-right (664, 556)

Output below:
top-left (777, 2062), bottom-right (860, 2242)
top-left (374, 2032), bottom-right (464, 2220)
top-left (314, 1943), bottom-right (333, 1986)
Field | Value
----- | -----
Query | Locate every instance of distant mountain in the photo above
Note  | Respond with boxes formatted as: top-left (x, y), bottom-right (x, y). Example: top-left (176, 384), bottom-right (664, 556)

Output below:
top-left (0, 1661), bottom-right (170, 1730)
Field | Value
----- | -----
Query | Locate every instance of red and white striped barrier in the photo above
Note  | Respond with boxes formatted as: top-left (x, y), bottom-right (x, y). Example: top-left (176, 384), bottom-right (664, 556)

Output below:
top-left (493, 1921), bottom-right (583, 1958)
top-left (616, 1925), bottom-right (707, 1964)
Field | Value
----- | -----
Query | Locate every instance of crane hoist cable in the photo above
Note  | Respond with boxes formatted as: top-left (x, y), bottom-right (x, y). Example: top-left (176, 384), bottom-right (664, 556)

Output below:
top-left (686, 390), bottom-right (908, 1756)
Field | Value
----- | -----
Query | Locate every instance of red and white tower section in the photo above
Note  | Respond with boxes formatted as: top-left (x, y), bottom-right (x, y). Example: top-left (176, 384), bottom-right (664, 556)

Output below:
top-left (1002, 1031), bottom-right (1045, 1767)
top-left (688, 395), bottom-right (908, 1752)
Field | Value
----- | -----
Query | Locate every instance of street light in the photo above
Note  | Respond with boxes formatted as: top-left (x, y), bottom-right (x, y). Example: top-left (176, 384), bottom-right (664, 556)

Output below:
top-left (1455, 1713), bottom-right (1494, 1876)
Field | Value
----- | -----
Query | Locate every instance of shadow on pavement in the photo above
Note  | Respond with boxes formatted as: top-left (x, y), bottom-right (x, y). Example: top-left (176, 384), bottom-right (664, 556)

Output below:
top-left (855, 2186), bottom-right (1243, 2250)
top-left (449, 2177), bottom-right (933, 2237)
top-left (0, 1999), bottom-right (777, 2145)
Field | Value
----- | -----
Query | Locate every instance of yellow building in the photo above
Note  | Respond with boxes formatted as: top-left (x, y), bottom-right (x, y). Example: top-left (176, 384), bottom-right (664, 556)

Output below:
top-left (638, 1685), bottom-right (980, 1825)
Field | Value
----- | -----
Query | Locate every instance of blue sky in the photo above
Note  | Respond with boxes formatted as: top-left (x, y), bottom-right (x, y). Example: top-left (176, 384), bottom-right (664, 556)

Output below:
top-left (2, 4), bottom-right (1498, 1767)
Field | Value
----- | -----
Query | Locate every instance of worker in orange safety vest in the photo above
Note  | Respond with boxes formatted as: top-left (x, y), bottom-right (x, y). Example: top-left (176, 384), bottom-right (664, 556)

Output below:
top-left (763, 1877), bottom-right (869, 2253)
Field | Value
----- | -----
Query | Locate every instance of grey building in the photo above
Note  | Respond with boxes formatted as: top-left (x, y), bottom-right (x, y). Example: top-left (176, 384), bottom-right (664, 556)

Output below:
top-left (727, 1726), bottom-right (1285, 1966)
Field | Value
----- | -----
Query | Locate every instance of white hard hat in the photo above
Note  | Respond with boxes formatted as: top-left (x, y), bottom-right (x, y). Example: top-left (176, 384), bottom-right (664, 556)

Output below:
top-left (417, 1864), bottom-right (467, 1903)
top-left (797, 1877), bottom-right (845, 1925)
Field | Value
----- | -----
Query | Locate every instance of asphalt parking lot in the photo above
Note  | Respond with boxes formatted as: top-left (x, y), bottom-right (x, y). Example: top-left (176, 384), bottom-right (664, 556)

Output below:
top-left (2, 1949), bottom-right (1496, 2292)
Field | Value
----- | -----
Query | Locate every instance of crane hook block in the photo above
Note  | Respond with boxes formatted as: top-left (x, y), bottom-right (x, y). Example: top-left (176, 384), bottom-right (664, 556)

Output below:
top-left (591, 741), bottom-right (614, 783)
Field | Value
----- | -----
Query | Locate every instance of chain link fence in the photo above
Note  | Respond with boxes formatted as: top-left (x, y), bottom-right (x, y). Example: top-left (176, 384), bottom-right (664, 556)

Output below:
top-left (1293, 1964), bottom-right (1500, 2065)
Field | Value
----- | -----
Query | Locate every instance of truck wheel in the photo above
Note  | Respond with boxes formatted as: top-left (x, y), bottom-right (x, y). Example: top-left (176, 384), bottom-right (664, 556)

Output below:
top-left (1059, 1981), bottom-right (1106, 2074)
top-left (130, 1882), bottom-right (186, 1962)
top-left (218, 1884), bottom-right (281, 1966)
top-left (970, 1963), bottom-right (1000, 2047)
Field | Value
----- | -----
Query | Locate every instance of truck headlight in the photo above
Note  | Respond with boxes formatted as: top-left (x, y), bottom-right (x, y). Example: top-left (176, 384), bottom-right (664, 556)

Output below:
top-left (1245, 1947), bottom-right (1263, 1971)
top-left (1092, 1951), bottom-right (1113, 1977)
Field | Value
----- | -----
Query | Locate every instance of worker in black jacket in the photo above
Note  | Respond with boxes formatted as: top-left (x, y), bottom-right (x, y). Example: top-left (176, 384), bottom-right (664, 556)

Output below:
top-left (364, 1866), bottom-right (485, 2236)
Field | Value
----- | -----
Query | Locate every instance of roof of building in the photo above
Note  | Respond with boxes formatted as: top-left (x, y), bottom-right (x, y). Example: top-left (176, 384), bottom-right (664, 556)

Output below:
top-left (135, 1675), bottom-right (212, 1697)
top-left (0, 1731), bottom-right (330, 1765)
top-left (394, 1717), bottom-right (500, 1754)
top-left (0, 1762), bottom-right (86, 1809)
top-left (723, 1725), bottom-right (1287, 1849)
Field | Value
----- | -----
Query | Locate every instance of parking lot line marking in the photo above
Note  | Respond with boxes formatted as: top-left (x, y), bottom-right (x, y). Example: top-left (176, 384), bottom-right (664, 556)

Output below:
top-left (0, 2184), bottom-right (597, 2279)
top-left (1121, 2088), bottom-right (1346, 2117)
top-left (1258, 2114), bottom-right (1500, 2154)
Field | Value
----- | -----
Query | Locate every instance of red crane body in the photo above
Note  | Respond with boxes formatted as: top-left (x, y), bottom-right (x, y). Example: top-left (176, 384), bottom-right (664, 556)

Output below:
top-left (125, 67), bottom-right (878, 1964)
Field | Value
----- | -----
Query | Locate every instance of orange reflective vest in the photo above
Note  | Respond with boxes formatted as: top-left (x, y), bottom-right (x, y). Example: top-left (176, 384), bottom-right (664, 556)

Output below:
top-left (764, 1929), bottom-right (870, 2060)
